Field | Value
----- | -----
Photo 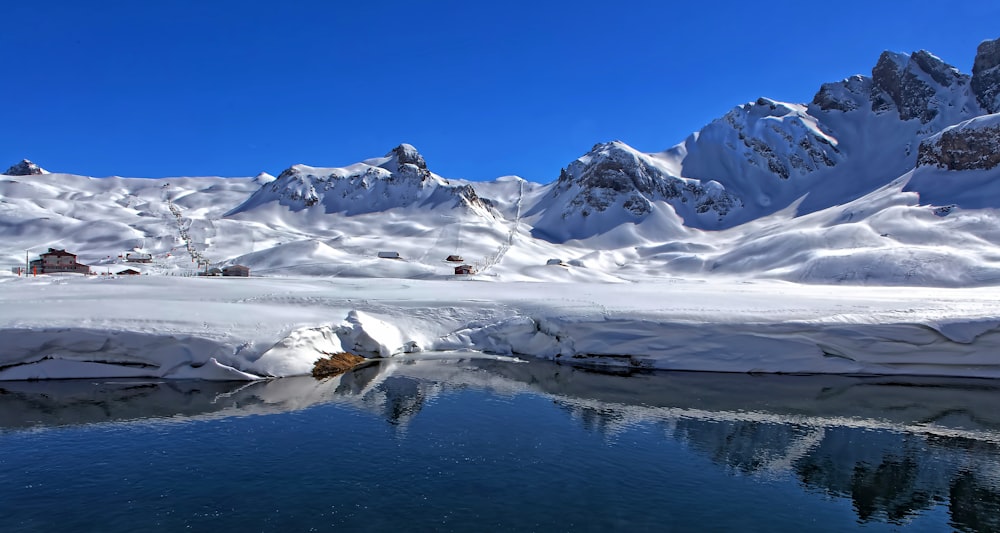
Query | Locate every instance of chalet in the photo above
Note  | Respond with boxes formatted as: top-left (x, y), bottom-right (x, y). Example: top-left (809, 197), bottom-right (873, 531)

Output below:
top-left (29, 248), bottom-right (90, 275)
top-left (454, 264), bottom-right (475, 275)
top-left (377, 251), bottom-right (401, 259)
top-left (125, 251), bottom-right (153, 263)
top-left (116, 268), bottom-right (141, 276)
top-left (222, 265), bottom-right (250, 277)
top-left (445, 255), bottom-right (463, 262)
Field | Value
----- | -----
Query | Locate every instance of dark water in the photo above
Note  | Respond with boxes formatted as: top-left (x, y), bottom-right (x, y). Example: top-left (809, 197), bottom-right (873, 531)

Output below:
top-left (2, 358), bottom-right (1000, 532)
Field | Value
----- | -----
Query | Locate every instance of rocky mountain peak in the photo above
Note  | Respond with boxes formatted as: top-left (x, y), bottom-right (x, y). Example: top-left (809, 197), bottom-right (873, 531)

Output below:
top-left (554, 140), bottom-right (739, 220)
top-left (972, 37), bottom-right (1000, 113)
top-left (910, 50), bottom-right (963, 87)
top-left (4, 159), bottom-right (47, 176)
top-left (812, 75), bottom-right (873, 112)
top-left (386, 143), bottom-right (427, 170)
top-left (870, 50), bottom-right (967, 123)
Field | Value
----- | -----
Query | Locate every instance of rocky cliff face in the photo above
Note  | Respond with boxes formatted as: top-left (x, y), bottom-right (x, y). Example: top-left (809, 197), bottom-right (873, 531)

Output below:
top-left (870, 50), bottom-right (969, 123)
top-left (917, 115), bottom-right (1000, 171)
top-left (553, 141), bottom-right (740, 220)
top-left (722, 98), bottom-right (842, 181)
top-left (4, 159), bottom-right (47, 176)
top-left (812, 75), bottom-right (873, 112)
top-left (972, 38), bottom-right (1000, 114)
top-left (813, 48), bottom-right (982, 129)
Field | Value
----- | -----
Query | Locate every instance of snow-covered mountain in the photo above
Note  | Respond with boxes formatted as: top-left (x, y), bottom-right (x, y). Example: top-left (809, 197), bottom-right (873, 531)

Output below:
top-left (4, 38), bottom-right (1000, 286)
top-left (227, 144), bottom-right (496, 219)
top-left (525, 141), bottom-right (739, 243)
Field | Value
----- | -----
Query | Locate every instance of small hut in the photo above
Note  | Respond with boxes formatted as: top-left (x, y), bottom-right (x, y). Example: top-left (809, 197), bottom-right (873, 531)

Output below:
top-left (125, 251), bottom-right (153, 263)
top-left (454, 264), bottom-right (475, 275)
top-left (445, 255), bottom-right (463, 262)
top-left (222, 265), bottom-right (250, 277)
top-left (116, 268), bottom-right (141, 276)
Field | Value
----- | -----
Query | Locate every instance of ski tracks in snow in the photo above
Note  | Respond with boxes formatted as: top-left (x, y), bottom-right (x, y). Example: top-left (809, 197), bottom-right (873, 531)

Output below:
top-left (477, 179), bottom-right (523, 274)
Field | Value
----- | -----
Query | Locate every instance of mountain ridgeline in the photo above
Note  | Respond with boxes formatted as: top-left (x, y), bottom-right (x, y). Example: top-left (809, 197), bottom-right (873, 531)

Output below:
top-left (12, 39), bottom-right (1000, 242)
top-left (6, 38), bottom-right (1000, 285)
top-left (220, 37), bottom-right (1000, 242)
top-left (226, 144), bottom-right (497, 219)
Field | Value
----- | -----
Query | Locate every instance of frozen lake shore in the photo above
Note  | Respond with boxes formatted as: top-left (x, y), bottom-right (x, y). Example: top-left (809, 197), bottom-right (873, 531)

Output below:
top-left (1, 274), bottom-right (999, 380)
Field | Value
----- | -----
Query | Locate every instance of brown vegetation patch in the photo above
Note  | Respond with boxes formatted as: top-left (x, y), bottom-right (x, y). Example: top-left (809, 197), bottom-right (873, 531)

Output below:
top-left (312, 352), bottom-right (366, 379)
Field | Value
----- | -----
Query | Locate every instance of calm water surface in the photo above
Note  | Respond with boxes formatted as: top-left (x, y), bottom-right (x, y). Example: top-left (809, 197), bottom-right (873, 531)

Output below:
top-left (2, 358), bottom-right (1000, 532)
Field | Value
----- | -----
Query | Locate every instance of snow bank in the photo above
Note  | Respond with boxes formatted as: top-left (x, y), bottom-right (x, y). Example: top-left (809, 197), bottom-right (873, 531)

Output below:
top-left (2, 276), bottom-right (1000, 380)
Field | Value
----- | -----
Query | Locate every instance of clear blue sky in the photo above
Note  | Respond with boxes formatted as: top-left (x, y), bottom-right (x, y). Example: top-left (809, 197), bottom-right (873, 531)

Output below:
top-left (3, 1), bottom-right (998, 182)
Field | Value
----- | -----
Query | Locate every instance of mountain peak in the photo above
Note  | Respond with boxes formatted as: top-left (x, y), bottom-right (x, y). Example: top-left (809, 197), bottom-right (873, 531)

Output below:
top-left (972, 37), bottom-right (1000, 113)
top-left (4, 159), bottom-right (47, 176)
top-left (871, 49), bottom-right (969, 123)
top-left (385, 143), bottom-right (427, 170)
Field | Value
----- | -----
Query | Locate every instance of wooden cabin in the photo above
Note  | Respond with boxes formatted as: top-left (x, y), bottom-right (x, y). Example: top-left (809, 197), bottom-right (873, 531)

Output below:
top-left (446, 255), bottom-right (463, 262)
top-left (454, 264), bottom-right (475, 275)
top-left (116, 268), bottom-right (141, 276)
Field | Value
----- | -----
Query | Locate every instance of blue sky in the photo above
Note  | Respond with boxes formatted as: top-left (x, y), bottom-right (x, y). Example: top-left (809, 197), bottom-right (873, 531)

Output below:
top-left (3, 1), bottom-right (998, 182)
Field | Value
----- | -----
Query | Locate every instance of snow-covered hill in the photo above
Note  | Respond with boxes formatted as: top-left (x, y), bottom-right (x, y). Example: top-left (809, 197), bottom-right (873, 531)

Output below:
top-left (4, 39), bottom-right (1000, 286)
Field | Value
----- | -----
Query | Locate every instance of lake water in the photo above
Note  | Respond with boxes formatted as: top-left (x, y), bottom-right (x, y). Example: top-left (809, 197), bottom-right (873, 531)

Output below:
top-left (2, 357), bottom-right (1000, 532)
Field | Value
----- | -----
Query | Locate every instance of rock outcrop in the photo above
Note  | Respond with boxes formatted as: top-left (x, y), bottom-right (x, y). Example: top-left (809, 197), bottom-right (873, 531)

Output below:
top-left (917, 115), bottom-right (1000, 171)
top-left (972, 38), bottom-right (1000, 114)
top-left (870, 51), bottom-right (968, 123)
top-left (4, 159), bottom-right (47, 176)
top-left (554, 141), bottom-right (740, 219)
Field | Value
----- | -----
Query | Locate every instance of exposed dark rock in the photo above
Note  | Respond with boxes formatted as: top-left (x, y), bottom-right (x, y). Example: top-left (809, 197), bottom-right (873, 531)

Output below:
top-left (4, 159), bottom-right (45, 176)
top-left (387, 143), bottom-right (427, 170)
top-left (870, 50), bottom-right (968, 123)
top-left (557, 142), bottom-right (740, 219)
top-left (972, 37), bottom-right (1000, 113)
top-left (382, 143), bottom-right (431, 182)
top-left (872, 52), bottom-right (933, 122)
top-left (911, 50), bottom-right (958, 87)
top-left (917, 122), bottom-right (1000, 171)
top-left (723, 101), bottom-right (840, 180)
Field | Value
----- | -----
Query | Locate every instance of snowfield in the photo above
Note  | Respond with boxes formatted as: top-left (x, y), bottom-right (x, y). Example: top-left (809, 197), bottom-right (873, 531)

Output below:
top-left (2, 274), bottom-right (1000, 381)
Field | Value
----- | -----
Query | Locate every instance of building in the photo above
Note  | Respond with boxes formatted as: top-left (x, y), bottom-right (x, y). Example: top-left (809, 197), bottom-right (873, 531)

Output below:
top-left (454, 264), bottom-right (475, 275)
top-left (116, 268), bottom-right (141, 276)
top-left (222, 265), bottom-right (250, 277)
top-left (29, 248), bottom-right (91, 275)
top-left (377, 251), bottom-right (401, 259)
top-left (445, 255), bottom-right (463, 262)
top-left (125, 251), bottom-right (153, 263)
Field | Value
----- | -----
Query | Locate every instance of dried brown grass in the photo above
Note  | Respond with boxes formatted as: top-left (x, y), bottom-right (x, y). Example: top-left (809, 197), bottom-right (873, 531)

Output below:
top-left (312, 352), bottom-right (366, 379)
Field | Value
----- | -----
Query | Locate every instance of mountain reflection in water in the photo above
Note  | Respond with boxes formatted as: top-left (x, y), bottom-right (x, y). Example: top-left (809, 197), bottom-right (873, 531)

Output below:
top-left (2, 357), bottom-right (999, 530)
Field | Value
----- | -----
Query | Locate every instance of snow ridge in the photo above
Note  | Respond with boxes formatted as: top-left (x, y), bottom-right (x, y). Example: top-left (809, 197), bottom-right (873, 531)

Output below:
top-left (227, 144), bottom-right (496, 218)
